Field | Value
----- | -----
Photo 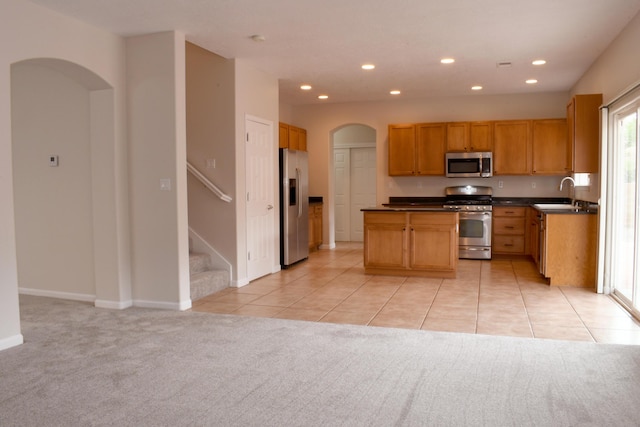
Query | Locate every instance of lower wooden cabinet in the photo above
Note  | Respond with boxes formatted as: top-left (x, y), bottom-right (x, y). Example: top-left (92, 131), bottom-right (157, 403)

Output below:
top-left (308, 203), bottom-right (322, 251)
top-left (363, 211), bottom-right (458, 277)
top-left (492, 206), bottom-right (526, 254)
top-left (541, 213), bottom-right (597, 287)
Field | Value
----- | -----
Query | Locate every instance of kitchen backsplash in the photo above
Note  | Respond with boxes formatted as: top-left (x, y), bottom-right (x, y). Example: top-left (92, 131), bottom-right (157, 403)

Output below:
top-left (383, 175), bottom-right (598, 202)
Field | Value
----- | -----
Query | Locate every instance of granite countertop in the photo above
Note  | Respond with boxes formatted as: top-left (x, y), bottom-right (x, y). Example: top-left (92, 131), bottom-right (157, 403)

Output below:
top-left (362, 206), bottom-right (456, 212)
top-left (379, 196), bottom-right (598, 215)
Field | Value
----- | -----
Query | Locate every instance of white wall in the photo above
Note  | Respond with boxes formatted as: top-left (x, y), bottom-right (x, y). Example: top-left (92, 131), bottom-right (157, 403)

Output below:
top-left (127, 32), bottom-right (190, 309)
top-left (0, 0), bottom-right (129, 351)
top-left (290, 92), bottom-right (570, 246)
top-left (11, 63), bottom-right (95, 299)
top-left (185, 43), bottom-right (238, 279)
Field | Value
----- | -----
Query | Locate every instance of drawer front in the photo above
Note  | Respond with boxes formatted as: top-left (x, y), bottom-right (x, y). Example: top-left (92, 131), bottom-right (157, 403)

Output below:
top-left (493, 207), bottom-right (526, 217)
top-left (364, 212), bottom-right (406, 225)
top-left (493, 217), bottom-right (525, 234)
top-left (493, 235), bottom-right (525, 253)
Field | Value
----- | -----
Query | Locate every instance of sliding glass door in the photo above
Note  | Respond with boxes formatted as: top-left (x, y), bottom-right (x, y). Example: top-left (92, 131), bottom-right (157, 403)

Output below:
top-left (606, 93), bottom-right (640, 315)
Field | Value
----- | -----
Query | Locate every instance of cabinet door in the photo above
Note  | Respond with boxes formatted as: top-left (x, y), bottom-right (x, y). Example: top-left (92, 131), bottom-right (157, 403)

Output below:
top-left (410, 224), bottom-right (457, 271)
top-left (529, 209), bottom-right (540, 266)
top-left (409, 213), bottom-right (457, 271)
top-left (568, 94), bottom-right (603, 173)
top-left (532, 119), bottom-right (569, 174)
top-left (469, 122), bottom-right (493, 151)
top-left (493, 120), bottom-right (532, 175)
top-left (416, 123), bottom-right (446, 175)
top-left (388, 124), bottom-right (416, 176)
top-left (288, 126), bottom-right (300, 150)
top-left (279, 122), bottom-right (289, 148)
top-left (364, 213), bottom-right (407, 268)
top-left (298, 128), bottom-right (307, 151)
top-left (446, 122), bottom-right (470, 151)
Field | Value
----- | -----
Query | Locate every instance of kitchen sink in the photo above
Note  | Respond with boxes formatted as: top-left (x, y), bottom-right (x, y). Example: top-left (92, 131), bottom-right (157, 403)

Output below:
top-left (533, 203), bottom-right (577, 210)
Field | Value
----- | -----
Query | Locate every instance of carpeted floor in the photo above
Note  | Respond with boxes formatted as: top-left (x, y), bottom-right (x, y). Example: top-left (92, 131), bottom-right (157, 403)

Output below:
top-left (1, 295), bottom-right (640, 426)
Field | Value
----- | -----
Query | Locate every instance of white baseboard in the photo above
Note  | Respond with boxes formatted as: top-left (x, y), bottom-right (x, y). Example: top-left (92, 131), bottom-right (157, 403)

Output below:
top-left (19, 287), bottom-right (95, 303)
top-left (95, 299), bottom-right (133, 310)
top-left (0, 334), bottom-right (24, 351)
top-left (232, 278), bottom-right (250, 288)
top-left (133, 299), bottom-right (191, 311)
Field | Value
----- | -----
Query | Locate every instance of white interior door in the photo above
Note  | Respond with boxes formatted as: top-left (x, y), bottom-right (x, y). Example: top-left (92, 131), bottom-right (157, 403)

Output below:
top-left (333, 146), bottom-right (376, 242)
top-left (350, 147), bottom-right (376, 241)
top-left (246, 116), bottom-right (274, 281)
top-left (334, 148), bottom-right (349, 241)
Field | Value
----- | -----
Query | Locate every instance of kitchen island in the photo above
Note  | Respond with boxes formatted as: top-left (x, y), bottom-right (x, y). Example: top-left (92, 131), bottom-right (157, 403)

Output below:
top-left (361, 207), bottom-right (459, 278)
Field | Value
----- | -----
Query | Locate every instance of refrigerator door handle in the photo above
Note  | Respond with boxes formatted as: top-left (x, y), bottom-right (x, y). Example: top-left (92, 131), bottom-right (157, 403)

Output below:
top-left (296, 167), bottom-right (302, 218)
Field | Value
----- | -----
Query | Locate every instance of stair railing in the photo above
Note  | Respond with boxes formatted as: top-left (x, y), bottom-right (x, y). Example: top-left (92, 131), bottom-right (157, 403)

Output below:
top-left (187, 161), bottom-right (232, 203)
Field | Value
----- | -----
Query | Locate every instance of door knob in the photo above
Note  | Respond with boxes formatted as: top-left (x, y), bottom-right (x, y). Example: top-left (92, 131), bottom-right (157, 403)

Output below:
top-left (267, 204), bottom-right (274, 210)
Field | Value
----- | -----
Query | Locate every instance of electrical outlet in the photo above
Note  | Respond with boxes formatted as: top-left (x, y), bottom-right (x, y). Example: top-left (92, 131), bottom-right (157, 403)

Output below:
top-left (531, 182), bottom-right (536, 189)
top-left (206, 158), bottom-right (216, 169)
top-left (498, 180), bottom-right (503, 189)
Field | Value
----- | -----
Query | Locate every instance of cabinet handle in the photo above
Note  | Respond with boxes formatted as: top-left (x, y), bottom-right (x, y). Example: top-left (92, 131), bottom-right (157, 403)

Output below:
top-left (505, 226), bottom-right (515, 229)
top-left (504, 243), bottom-right (514, 247)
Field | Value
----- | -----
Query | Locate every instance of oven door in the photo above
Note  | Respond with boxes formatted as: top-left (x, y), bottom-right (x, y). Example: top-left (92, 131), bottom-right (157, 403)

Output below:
top-left (459, 211), bottom-right (491, 246)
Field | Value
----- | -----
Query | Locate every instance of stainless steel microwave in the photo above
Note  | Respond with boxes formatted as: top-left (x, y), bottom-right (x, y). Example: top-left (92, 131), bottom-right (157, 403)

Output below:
top-left (446, 152), bottom-right (493, 178)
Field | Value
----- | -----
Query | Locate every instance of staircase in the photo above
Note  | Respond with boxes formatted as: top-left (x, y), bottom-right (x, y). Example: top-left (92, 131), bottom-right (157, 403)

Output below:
top-left (189, 252), bottom-right (229, 301)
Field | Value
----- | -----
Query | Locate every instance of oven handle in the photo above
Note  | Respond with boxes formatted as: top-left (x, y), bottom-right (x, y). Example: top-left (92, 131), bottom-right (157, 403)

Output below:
top-left (463, 247), bottom-right (491, 251)
top-left (458, 211), bottom-right (492, 217)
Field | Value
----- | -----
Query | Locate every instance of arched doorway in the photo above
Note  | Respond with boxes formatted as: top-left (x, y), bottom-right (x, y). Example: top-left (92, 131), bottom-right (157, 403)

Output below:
top-left (11, 58), bottom-right (127, 307)
top-left (332, 124), bottom-right (376, 242)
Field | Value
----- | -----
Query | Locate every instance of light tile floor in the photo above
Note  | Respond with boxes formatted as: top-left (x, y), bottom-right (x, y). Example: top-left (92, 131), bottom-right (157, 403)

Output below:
top-left (192, 242), bottom-right (640, 345)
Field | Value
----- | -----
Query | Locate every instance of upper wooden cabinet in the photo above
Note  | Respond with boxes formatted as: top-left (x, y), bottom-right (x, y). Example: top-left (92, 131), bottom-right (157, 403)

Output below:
top-left (493, 120), bottom-right (532, 175)
top-left (388, 124), bottom-right (416, 175)
top-left (567, 94), bottom-right (603, 173)
top-left (279, 122), bottom-right (307, 151)
top-left (532, 119), bottom-right (569, 175)
top-left (446, 121), bottom-right (492, 152)
top-left (416, 123), bottom-right (447, 175)
top-left (446, 122), bottom-right (469, 151)
top-left (389, 123), bottom-right (446, 176)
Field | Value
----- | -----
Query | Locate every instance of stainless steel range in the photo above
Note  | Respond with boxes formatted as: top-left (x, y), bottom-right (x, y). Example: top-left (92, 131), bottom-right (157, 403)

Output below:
top-left (443, 185), bottom-right (492, 260)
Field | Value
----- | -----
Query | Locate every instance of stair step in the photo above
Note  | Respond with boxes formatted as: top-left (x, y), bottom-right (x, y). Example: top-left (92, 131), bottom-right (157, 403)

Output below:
top-left (189, 252), bottom-right (211, 275)
top-left (190, 270), bottom-right (229, 301)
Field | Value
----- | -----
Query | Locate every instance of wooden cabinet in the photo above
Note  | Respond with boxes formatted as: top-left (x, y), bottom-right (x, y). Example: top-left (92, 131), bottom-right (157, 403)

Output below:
top-left (492, 206), bottom-right (526, 254)
top-left (308, 203), bottom-right (323, 251)
top-left (388, 124), bottom-right (416, 175)
top-left (446, 122), bottom-right (469, 151)
top-left (364, 211), bottom-right (458, 277)
top-left (446, 122), bottom-right (492, 152)
top-left (541, 213), bottom-right (597, 287)
top-left (567, 94), bottom-right (603, 173)
top-left (279, 122), bottom-right (307, 151)
top-left (389, 123), bottom-right (446, 175)
top-left (532, 119), bottom-right (569, 174)
top-left (416, 123), bottom-right (447, 175)
top-left (493, 120), bottom-right (532, 175)
top-left (528, 208), bottom-right (541, 267)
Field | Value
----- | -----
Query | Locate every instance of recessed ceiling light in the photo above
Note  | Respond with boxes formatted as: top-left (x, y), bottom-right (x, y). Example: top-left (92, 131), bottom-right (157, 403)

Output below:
top-left (441, 58), bottom-right (455, 64)
top-left (532, 59), bottom-right (546, 65)
top-left (390, 90), bottom-right (401, 95)
top-left (526, 79), bottom-right (538, 84)
top-left (318, 95), bottom-right (329, 100)
top-left (300, 84), bottom-right (312, 90)
top-left (471, 86), bottom-right (483, 91)
top-left (250, 34), bottom-right (266, 42)
top-left (361, 64), bottom-right (375, 70)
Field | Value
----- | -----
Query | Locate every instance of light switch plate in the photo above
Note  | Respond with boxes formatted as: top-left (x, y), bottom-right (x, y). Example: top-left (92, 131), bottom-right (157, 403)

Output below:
top-left (160, 178), bottom-right (171, 191)
top-left (49, 155), bottom-right (59, 167)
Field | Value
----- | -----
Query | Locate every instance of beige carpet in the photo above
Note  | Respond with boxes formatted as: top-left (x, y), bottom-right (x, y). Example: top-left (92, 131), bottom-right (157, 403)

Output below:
top-left (1, 295), bottom-right (639, 426)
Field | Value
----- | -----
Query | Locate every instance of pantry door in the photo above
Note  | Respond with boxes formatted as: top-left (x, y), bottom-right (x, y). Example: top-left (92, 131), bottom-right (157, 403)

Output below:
top-left (605, 91), bottom-right (640, 316)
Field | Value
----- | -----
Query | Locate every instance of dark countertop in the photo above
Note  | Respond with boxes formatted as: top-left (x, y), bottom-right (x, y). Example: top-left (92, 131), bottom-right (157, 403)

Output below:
top-left (362, 206), bottom-right (456, 212)
top-left (381, 196), bottom-right (598, 215)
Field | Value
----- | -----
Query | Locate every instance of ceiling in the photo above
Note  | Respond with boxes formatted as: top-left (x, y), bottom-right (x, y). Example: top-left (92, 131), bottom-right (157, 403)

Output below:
top-left (28, 0), bottom-right (640, 105)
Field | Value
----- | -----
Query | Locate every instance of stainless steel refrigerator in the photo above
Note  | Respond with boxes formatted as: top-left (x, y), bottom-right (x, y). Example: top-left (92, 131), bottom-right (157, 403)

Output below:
top-left (279, 148), bottom-right (309, 268)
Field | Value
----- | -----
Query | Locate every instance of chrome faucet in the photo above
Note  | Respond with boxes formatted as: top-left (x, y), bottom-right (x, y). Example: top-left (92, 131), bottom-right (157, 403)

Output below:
top-left (559, 176), bottom-right (576, 191)
top-left (559, 176), bottom-right (577, 206)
